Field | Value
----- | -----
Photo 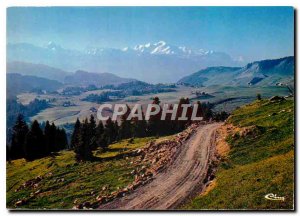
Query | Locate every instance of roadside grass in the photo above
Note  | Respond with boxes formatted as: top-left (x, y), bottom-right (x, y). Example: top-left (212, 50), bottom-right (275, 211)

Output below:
top-left (95, 137), bottom-right (155, 159)
top-left (181, 98), bottom-right (294, 210)
top-left (7, 137), bottom-right (153, 209)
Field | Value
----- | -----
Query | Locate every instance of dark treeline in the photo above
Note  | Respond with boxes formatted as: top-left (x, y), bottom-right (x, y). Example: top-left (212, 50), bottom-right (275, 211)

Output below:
top-left (71, 97), bottom-right (222, 162)
top-left (82, 91), bottom-right (124, 103)
top-left (7, 97), bottom-right (227, 162)
top-left (71, 115), bottom-right (118, 161)
top-left (7, 97), bottom-right (51, 144)
top-left (62, 81), bottom-right (176, 98)
top-left (7, 115), bottom-right (68, 161)
top-left (81, 81), bottom-right (177, 104)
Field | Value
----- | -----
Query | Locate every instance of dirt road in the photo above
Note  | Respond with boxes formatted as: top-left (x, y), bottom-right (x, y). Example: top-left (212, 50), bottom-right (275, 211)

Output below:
top-left (99, 123), bottom-right (221, 210)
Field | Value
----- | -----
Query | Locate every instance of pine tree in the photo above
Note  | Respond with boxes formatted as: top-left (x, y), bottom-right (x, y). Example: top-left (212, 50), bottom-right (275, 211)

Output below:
top-left (10, 114), bottom-right (29, 159)
top-left (61, 128), bottom-right (68, 149)
top-left (257, 93), bottom-right (262, 100)
top-left (162, 104), bottom-right (174, 135)
top-left (185, 98), bottom-right (193, 125)
top-left (49, 123), bottom-right (57, 152)
top-left (195, 101), bottom-right (203, 121)
top-left (113, 121), bottom-right (119, 141)
top-left (202, 102), bottom-right (213, 121)
top-left (71, 118), bottom-right (81, 149)
top-left (102, 117), bottom-right (115, 149)
top-left (88, 115), bottom-right (97, 150)
top-left (95, 121), bottom-right (104, 148)
top-left (43, 121), bottom-right (51, 155)
top-left (175, 98), bottom-right (191, 131)
top-left (147, 97), bottom-right (162, 136)
top-left (132, 110), bottom-right (147, 137)
top-left (24, 120), bottom-right (44, 160)
top-left (56, 128), bottom-right (68, 151)
top-left (6, 144), bottom-right (11, 162)
top-left (75, 118), bottom-right (92, 161)
top-left (118, 105), bottom-right (132, 139)
top-left (81, 118), bottom-right (93, 160)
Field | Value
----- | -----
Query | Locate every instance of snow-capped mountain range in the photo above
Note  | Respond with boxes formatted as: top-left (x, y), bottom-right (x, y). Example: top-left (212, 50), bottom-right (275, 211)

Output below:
top-left (130, 41), bottom-right (214, 56)
top-left (84, 41), bottom-right (220, 57)
top-left (7, 41), bottom-right (244, 83)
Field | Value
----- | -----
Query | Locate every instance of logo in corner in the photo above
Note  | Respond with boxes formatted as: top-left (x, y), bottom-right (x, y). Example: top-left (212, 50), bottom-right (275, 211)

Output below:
top-left (264, 193), bottom-right (285, 201)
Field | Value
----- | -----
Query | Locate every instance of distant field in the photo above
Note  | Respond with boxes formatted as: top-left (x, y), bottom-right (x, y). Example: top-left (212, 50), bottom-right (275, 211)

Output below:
top-left (7, 137), bottom-right (155, 209)
top-left (181, 98), bottom-right (294, 210)
top-left (19, 85), bottom-right (291, 126)
top-left (17, 93), bottom-right (38, 105)
top-left (30, 102), bottom-right (95, 125)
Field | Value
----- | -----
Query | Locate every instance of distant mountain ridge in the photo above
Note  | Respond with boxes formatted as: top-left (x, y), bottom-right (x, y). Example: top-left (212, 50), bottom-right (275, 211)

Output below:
top-left (7, 61), bottom-right (70, 82)
top-left (7, 61), bottom-right (138, 87)
top-left (7, 41), bottom-right (243, 83)
top-left (178, 56), bottom-right (294, 87)
top-left (64, 70), bottom-right (136, 86)
top-left (7, 73), bottom-right (63, 97)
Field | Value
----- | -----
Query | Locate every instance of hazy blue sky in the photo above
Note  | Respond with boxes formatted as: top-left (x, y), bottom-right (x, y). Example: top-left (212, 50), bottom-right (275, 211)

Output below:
top-left (7, 7), bottom-right (294, 61)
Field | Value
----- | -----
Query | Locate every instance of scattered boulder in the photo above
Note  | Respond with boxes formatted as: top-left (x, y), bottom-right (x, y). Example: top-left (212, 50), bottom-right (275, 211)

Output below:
top-left (15, 175), bottom-right (44, 192)
top-left (34, 189), bottom-right (41, 195)
top-left (98, 196), bottom-right (106, 203)
top-left (82, 201), bottom-right (91, 208)
top-left (72, 204), bottom-right (83, 209)
top-left (15, 199), bottom-right (26, 207)
top-left (45, 172), bottom-right (53, 177)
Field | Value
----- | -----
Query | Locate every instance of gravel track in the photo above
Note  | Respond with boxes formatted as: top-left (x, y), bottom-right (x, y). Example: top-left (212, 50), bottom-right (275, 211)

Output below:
top-left (99, 123), bottom-right (221, 210)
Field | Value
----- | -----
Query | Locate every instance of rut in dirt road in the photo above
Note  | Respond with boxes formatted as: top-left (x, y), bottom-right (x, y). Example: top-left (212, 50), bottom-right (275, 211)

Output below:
top-left (98, 123), bottom-right (222, 210)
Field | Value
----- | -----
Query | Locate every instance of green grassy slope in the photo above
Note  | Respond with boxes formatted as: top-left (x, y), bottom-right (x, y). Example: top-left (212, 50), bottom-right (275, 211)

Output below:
top-left (182, 98), bottom-right (294, 210)
top-left (7, 137), bottom-right (154, 209)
